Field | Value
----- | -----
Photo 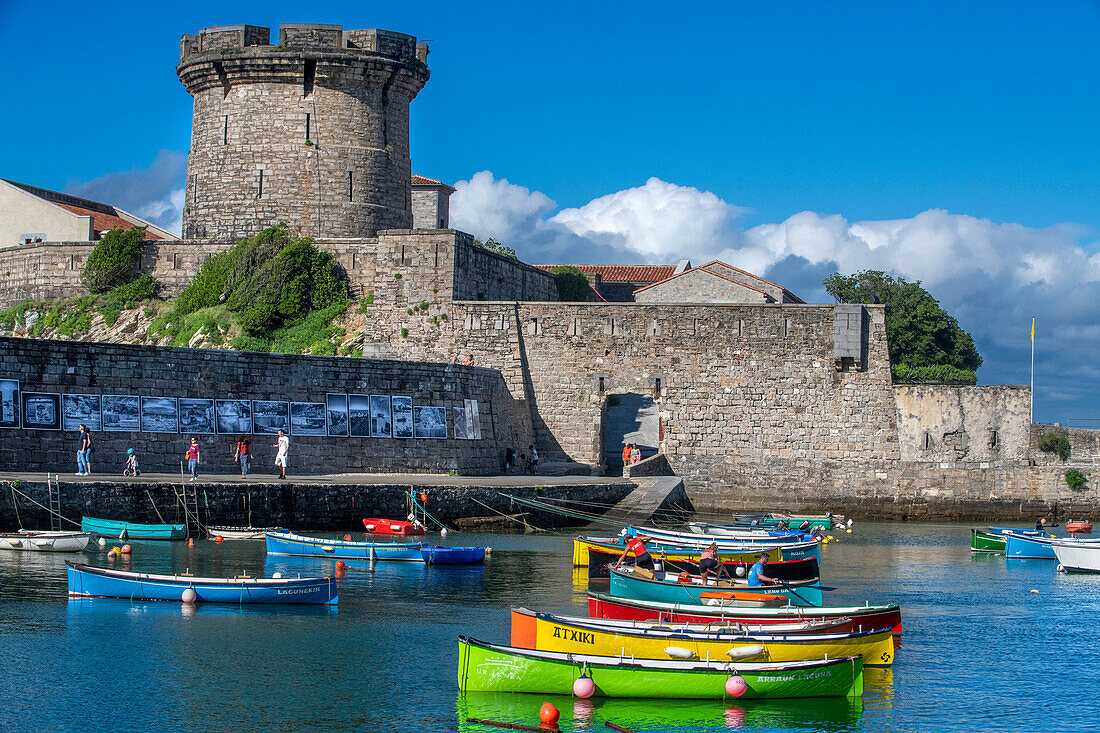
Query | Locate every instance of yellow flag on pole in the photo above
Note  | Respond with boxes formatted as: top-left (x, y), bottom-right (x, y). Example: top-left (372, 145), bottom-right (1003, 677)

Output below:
top-left (1031, 318), bottom-right (1035, 342)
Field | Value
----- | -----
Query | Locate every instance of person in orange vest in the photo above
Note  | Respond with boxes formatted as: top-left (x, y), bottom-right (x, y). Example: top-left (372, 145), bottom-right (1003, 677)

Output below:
top-left (610, 533), bottom-right (654, 571)
top-left (621, 442), bottom-right (632, 465)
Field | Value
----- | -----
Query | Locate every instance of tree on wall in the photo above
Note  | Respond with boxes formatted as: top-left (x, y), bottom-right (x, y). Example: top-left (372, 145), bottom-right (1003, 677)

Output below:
top-left (81, 226), bottom-right (147, 293)
top-left (473, 237), bottom-right (518, 260)
top-left (823, 269), bottom-right (982, 384)
top-left (549, 265), bottom-right (591, 302)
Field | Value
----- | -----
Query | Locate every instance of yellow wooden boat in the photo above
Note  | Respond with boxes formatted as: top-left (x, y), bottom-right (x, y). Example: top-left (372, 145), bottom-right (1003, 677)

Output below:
top-left (572, 536), bottom-right (783, 568)
top-left (510, 608), bottom-right (895, 666)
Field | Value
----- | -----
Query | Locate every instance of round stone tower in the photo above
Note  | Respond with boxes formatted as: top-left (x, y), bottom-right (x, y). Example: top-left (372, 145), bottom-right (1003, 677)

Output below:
top-left (177, 23), bottom-right (430, 240)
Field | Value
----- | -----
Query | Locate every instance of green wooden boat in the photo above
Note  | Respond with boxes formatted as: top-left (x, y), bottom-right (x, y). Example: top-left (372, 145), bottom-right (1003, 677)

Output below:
top-left (970, 526), bottom-right (1041, 553)
top-left (457, 636), bottom-right (864, 699)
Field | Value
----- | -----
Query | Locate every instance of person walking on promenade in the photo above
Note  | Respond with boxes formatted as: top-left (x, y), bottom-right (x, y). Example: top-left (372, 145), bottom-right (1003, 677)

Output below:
top-left (234, 436), bottom-right (251, 478)
top-left (621, 442), bottom-right (631, 467)
top-left (76, 424), bottom-right (91, 476)
top-left (273, 429), bottom-right (289, 480)
top-left (185, 437), bottom-right (201, 482)
top-left (631, 444), bottom-right (641, 465)
top-left (528, 444), bottom-right (539, 472)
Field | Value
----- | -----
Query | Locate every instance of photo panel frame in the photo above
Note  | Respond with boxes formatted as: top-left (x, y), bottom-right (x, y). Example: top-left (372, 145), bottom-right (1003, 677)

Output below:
top-left (62, 394), bottom-right (102, 432)
top-left (348, 394), bottom-right (371, 437)
top-left (22, 392), bottom-right (60, 431)
top-left (252, 400), bottom-right (290, 435)
top-left (391, 396), bottom-right (413, 438)
top-left (216, 399), bottom-right (253, 435)
top-left (178, 398), bottom-right (216, 435)
top-left (140, 396), bottom-right (178, 434)
top-left (453, 407), bottom-right (467, 440)
top-left (291, 401), bottom-right (327, 437)
top-left (370, 395), bottom-right (392, 438)
top-left (0, 378), bottom-right (20, 428)
top-left (413, 405), bottom-right (447, 439)
top-left (101, 395), bottom-right (140, 432)
top-left (326, 393), bottom-right (349, 437)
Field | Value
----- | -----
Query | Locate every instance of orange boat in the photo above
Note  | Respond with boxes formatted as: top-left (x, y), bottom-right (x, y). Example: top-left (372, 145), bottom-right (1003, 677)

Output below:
top-left (361, 518), bottom-right (425, 536)
top-left (1066, 521), bottom-right (1093, 535)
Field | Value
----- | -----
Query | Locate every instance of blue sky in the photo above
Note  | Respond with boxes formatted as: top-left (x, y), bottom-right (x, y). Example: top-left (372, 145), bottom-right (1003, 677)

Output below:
top-left (2, 0), bottom-right (1099, 422)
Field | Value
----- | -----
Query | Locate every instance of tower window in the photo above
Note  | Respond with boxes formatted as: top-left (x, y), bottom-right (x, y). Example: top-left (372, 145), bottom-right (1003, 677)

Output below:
top-left (191, 175), bottom-right (197, 203)
top-left (305, 113), bottom-right (311, 141)
top-left (257, 169), bottom-right (264, 199)
top-left (303, 60), bottom-right (316, 97)
top-left (223, 115), bottom-right (228, 145)
top-left (348, 171), bottom-right (353, 201)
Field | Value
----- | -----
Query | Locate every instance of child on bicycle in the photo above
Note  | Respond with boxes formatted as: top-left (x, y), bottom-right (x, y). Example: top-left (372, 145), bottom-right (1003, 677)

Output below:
top-left (123, 448), bottom-right (140, 476)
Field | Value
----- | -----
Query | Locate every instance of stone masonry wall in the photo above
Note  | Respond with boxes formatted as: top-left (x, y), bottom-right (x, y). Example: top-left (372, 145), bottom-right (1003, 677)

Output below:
top-left (894, 384), bottom-right (1030, 463)
top-left (0, 337), bottom-right (530, 476)
top-left (634, 268), bottom-right (771, 304)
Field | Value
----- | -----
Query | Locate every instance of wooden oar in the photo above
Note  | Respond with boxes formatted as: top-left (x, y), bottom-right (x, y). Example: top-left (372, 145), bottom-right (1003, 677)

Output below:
top-left (605, 723), bottom-right (636, 733)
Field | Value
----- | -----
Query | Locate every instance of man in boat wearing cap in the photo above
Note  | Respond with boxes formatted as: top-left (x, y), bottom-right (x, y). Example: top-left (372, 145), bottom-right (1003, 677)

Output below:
top-left (747, 553), bottom-right (779, 586)
top-left (611, 533), bottom-right (655, 572)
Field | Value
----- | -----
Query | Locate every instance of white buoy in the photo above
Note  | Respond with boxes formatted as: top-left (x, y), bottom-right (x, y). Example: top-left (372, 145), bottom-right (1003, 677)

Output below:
top-left (847, 518), bottom-right (853, 527)
top-left (485, 547), bottom-right (492, 555)
top-left (1056, 565), bottom-right (1065, 573)
top-left (440, 528), bottom-right (449, 538)
top-left (664, 646), bottom-right (695, 659)
top-left (97, 538), bottom-right (107, 547)
top-left (726, 645), bottom-right (765, 659)
top-left (272, 572), bottom-right (282, 579)
top-left (181, 588), bottom-right (197, 604)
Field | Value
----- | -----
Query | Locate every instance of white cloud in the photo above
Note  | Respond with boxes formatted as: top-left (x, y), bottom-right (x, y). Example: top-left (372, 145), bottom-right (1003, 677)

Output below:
top-left (448, 170), bottom-right (1100, 419)
top-left (65, 150), bottom-right (187, 237)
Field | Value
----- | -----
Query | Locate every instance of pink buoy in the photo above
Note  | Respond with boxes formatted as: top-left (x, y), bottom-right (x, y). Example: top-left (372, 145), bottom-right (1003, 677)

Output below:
top-left (120, 544), bottom-right (132, 554)
top-left (572, 675), bottom-right (595, 699)
top-left (725, 675), bottom-right (748, 697)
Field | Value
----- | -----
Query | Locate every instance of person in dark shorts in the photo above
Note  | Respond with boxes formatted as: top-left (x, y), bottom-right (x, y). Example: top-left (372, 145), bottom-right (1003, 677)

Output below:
top-left (611, 534), bottom-right (654, 572)
top-left (699, 541), bottom-right (723, 581)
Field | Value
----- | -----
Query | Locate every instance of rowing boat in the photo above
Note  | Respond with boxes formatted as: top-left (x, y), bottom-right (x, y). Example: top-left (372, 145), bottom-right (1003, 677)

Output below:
top-left (1053, 542), bottom-right (1100, 573)
top-left (631, 525), bottom-right (815, 548)
top-left (970, 526), bottom-right (1040, 553)
top-left (609, 566), bottom-right (823, 607)
top-left (66, 562), bottom-right (338, 604)
top-left (264, 531), bottom-right (424, 561)
top-left (207, 526), bottom-right (288, 540)
top-left (509, 608), bottom-right (895, 666)
top-left (573, 537), bottom-right (784, 568)
top-left (0, 530), bottom-right (91, 552)
top-left (457, 636), bottom-right (864, 699)
top-left (421, 546), bottom-right (486, 564)
top-left (729, 513), bottom-right (839, 530)
top-left (587, 592), bottom-right (903, 634)
top-left (1004, 531), bottom-right (1100, 560)
top-left (585, 544), bottom-right (819, 580)
top-left (81, 516), bottom-right (186, 541)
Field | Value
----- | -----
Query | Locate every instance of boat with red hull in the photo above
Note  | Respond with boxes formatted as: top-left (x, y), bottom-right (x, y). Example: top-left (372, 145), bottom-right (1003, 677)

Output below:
top-left (587, 546), bottom-right (819, 580)
top-left (587, 592), bottom-right (902, 635)
top-left (361, 518), bottom-right (425, 536)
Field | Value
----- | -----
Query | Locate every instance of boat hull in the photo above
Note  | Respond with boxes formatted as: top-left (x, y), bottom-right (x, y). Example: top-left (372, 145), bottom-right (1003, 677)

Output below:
top-left (81, 516), bottom-right (186, 541)
top-left (509, 609), bottom-right (895, 666)
top-left (207, 526), bottom-right (287, 540)
top-left (457, 636), bottom-right (863, 699)
top-left (0, 531), bottom-right (91, 552)
top-left (264, 531), bottom-right (424, 561)
top-left (588, 592), bottom-right (903, 634)
top-left (1053, 543), bottom-right (1100, 573)
top-left (609, 567), bottom-right (823, 607)
top-left (970, 528), bottom-right (1006, 553)
top-left (573, 537), bottom-right (785, 568)
top-left (585, 544), bottom-right (818, 580)
top-left (421, 546), bottom-right (486, 564)
top-left (66, 562), bottom-right (337, 604)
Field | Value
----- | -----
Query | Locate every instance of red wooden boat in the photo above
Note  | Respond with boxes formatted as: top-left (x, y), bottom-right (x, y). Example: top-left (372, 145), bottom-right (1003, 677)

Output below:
top-left (1066, 521), bottom-right (1093, 535)
top-left (361, 518), bottom-right (426, 536)
top-left (587, 592), bottom-right (903, 634)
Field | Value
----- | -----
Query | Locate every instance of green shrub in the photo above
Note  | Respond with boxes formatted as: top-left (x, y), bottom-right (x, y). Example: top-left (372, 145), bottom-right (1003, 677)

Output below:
top-left (82, 227), bottom-right (145, 293)
top-left (400, 327), bottom-right (408, 338)
top-left (0, 300), bottom-right (35, 329)
top-left (1065, 469), bottom-right (1087, 490)
top-left (549, 265), bottom-right (590, 302)
top-left (177, 249), bottom-right (235, 315)
top-left (98, 274), bottom-right (159, 326)
top-left (1039, 434), bottom-right (1072, 462)
top-left (892, 363), bottom-right (977, 384)
top-left (473, 237), bottom-right (518, 260)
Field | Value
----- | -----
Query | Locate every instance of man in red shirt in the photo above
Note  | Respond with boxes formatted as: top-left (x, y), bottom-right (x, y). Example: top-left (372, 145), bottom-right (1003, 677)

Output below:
top-left (611, 533), bottom-right (654, 571)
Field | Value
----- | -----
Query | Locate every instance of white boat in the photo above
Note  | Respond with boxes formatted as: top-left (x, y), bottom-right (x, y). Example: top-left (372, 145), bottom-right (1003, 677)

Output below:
top-left (0, 530), bottom-right (92, 552)
top-left (1053, 542), bottom-right (1100, 573)
top-left (207, 526), bottom-right (288, 540)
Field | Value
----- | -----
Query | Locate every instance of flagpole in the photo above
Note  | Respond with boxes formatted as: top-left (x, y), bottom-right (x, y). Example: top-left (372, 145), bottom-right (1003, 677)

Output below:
top-left (1030, 318), bottom-right (1035, 425)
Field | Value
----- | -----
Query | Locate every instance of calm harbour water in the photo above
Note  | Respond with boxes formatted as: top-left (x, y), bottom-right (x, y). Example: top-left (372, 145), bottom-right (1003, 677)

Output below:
top-left (2, 521), bottom-right (1099, 732)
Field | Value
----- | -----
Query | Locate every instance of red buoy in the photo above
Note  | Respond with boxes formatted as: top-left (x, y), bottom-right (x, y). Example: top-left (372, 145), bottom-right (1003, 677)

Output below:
top-left (335, 560), bottom-right (346, 577)
top-left (187, 538), bottom-right (194, 547)
top-left (343, 534), bottom-right (352, 541)
top-left (120, 544), bottom-right (132, 554)
top-left (539, 702), bottom-right (560, 725)
top-left (214, 535), bottom-right (224, 543)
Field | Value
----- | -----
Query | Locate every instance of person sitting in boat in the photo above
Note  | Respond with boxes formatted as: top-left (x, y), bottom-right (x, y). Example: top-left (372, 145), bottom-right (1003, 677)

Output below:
top-left (698, 541), bottom-right (725, 582)
top-left (611, 534), bottom-right (654, 572)
top-left (747, 553), bottom-right (779, 586)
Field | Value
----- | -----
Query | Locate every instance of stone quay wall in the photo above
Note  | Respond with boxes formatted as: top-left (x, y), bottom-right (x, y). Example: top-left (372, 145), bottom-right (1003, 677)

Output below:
top-left (0, 337), bottom-right (531, 476)
top-left (0, 478), bottom-right (633, 532)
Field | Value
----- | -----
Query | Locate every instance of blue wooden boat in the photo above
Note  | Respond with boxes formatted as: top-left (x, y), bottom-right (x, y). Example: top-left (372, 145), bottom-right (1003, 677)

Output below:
top-left (420, 546), bottom-right (486, 564)
top-left (608, 567), bottom-right (823, 607)
top-left (608, 532), bottom-right (821, 563)
top-left (66, 562), bottom-right (337, 604)
top-left (1005, 531), bottom-right (1100, 560)
top-left (81, 516), bottom-right (186, 541)
top-left (265, 531), bottom-right (425, 561)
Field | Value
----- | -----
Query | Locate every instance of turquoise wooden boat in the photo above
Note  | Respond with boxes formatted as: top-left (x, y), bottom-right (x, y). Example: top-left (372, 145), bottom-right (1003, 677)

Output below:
top-left (265, 531), bottom-right (425, 561)
top-left (81, 516), bottom-right (186, 541)
top-left (608, 567), bottom-right (823, 607)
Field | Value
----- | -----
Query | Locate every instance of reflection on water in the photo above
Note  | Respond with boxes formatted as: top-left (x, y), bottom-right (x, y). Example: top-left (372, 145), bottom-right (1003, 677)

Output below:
top-left (3, 522), bottom-right (1100, 730)
top-left (457, 692), bottom-right (864, 731)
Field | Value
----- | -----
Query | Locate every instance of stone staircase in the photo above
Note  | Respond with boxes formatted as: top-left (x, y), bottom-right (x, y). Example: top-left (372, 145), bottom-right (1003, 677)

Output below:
top-left (592, 475), bottom-right (693, 528)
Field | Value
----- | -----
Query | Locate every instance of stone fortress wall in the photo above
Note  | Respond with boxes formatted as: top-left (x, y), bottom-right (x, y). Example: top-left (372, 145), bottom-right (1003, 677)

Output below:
top-left (0, 337), bottom-right (530, 476)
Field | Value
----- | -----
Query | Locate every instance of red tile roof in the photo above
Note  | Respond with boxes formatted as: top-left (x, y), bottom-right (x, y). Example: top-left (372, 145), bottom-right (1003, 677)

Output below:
top-left (54, 203), bottom-right (166, 240)
top-left (410, 174), bottom-right (455, 193)
top-left (535, 264), bottom-right (676, 284)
